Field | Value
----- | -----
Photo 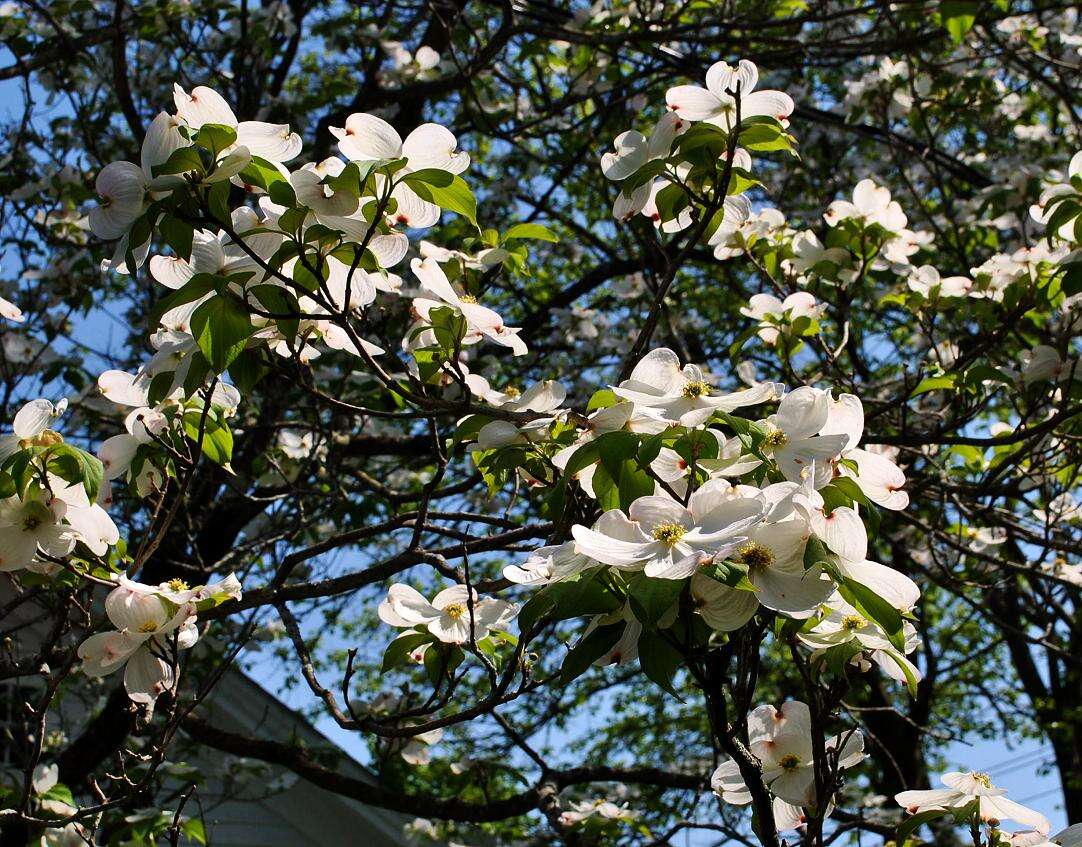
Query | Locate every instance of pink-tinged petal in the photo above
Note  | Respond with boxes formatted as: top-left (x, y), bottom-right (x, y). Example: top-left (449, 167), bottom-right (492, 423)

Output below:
top-left (665, 85), bottom-right (724, 121)
top-left (427, 614), bottom-right (471, 644)
top-left (690, 574), bottom-right (758, 631)
top-left (622, 347), bottom-right (683, 394)
top-left (390, 183), bottom-right (441, 228)
top-left (236, 121), bottom-right (302, 163)
top-left (140, 111), bottom-right (187, 174)
top-left (89, 161), bottom-right (146, 240)
top-left (740, 89), bottom-right (795, 122)
top-left (751, 565), bottom-right (833, 618)
top-left (331, 112), bottom-right (402, 162)
top-left (410, 256), bottom-right (462, 306)
top-left (819, 506), bottom-right (868, 562)
top-left (149, 254), bottom-right (194, 289)
top-left (98, 370), bottom-right (150, 407)
top-left (401, 123), bottom-right (470, 173)
top-left (173, 84), bottom-right (237, 129)
top-left (13, 398), bottom-right (56, 438)
top-left (822, 393), bottom-right (864, 451)
top-left (78, 631), bottom-right (141, 676)
top-left (600, 130), bottom-right (648, 181)
top-left (612, 181), bottom-right (651, 221)
top-left (895, 787), bottom-right (959, 813)
top-left (767, 767), bottom-right (816, 806)
top-left (772, 799), bottom-right (806, 832)
top-left (979, 797), bottom-right (1050, 834)
top-left (710, 758), bottom-right (752, 804)
top-left (849, 448), bottom-right (909, 510)
top-left (693, 495), bottom-right (765, 537)
top-left (379, 583), bottom-right (439, 627)
top-left (707, 381), bottom-right (777, 413)
top-left (123, 646), bottom-right (173, 703)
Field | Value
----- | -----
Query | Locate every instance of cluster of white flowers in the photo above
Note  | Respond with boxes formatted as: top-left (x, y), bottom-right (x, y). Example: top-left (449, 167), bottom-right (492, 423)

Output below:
top-left (599, 58), bottom-right (793, 255)
top-left (712, 700), bottom-right (864, 827)
top-left (77, 573), bottom-right (241, 704)
top-left (0, 399), bottom-right (119, 574)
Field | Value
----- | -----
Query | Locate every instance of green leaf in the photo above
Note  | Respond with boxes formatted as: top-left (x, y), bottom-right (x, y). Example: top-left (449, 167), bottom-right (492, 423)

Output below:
top-left (559, 623), bottom-right (624, 683)
top-left (153, 145), bottom-right (203, 177)
top-left (885, 650), bottom-right (921, 697)
top-left (151, 273), bottom-right (218, 324)
top-left (403, 173), bottom-right (478, 227)
top-left (587, 389), bottom-right (617, 411)
top-left (401, 167), bottom-right (454, 188)
top-left (190, 295), bottom-right (255, 373)
top-left (910, 373), bottom-right (956, 397)
top-left (194, 123), bottom-right (238, 158)
top-left (207, 179), bottom-right (232, 224)
top-left (182, 818), bottom-right (207, 846)
top-left (596, 430), bottom-right (640, 478)
top-left (183, 411), bottom-right (234, 466)
top-left (627, 573), bottom-right (683, 628)
top-left (382, 631), bottom-right (435, 672)
top-left (159, 215), bottom-right (195, 259)
top-left (324, 160), bottom-right (378, 198)
top-left (517, 572), bottom-right (620, 636)
top-left (424, 643), bottom-right (463, 685)
top-left (227, 348), bottom-right (267, 394)
top-left (940, 0), bottom-right (978, 43)
top-left (239, 155), bottom-right (291, 194)
top-left (268, 179), bottom-right (298, 208)
top-left (738, 119), bottom-right (792, 152)
top-left (653, 182), bottom-right (688, 224)
top-left (249, 283), bottom-right (299, 340)
top-left (620, 158), bottom-right (667, 190)
top-left (503, 222), bottom-right (558, 243)
top-left (637, 631), bottom-right (684, 699)
top-left (45, 445), bottom-right (104, 503)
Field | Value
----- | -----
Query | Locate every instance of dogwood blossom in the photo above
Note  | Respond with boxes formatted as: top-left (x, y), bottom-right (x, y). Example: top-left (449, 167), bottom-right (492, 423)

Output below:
top-left (896, 772), bottom-right (1051, 834)
top-left (378, 583), bottom-right (517, 644)
top-left (613, 347), bottom-right (777, 427)
top-left (666, 59), bottom-right (795, 130)
top-left (571, 485), bottom-right (765, 579)
top-left (78, 574), bottom-right (241, 703)
top-left (712, 701), bottom-right (865, 807)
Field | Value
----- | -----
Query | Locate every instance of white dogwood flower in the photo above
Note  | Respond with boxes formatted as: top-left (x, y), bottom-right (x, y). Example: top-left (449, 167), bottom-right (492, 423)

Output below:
top-left (666, 59), bottom-right (795, 130)
top-left (896, 772), bottom-right (1050, 835)
top-left (571, 484), bottom-right (765, 579)
top-left (378, 583), bottom-right (516, 644)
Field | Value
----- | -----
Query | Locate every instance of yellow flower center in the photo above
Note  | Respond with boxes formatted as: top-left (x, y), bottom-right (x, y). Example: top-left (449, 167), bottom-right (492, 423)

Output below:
top-left (764, 429), bottom-right (788, 448)
top-left (779, 753), bottom-right (801, 772)
top-left (738, 542), bottom-right (774, 570)
top-left (682, 380), bottom-right (710, 398)
top-left (443, 603), bottom-right (467, 620)
top-left (139, 621), bottom-right (159, 633)
top-left (841, 614), bottom-right (865, 631)
top-left (973, 772), bottom-right (992, 788)
top-left (502, 385), bottom-right (521, 399)
top-left (652, 523), bottom-right (686, 544)
top-left (19, 430), bottom-right (63, 449)
top-left (167, 578), bottom-right (190, 592)
top-left (458, 294), bottom-right (478, 304)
